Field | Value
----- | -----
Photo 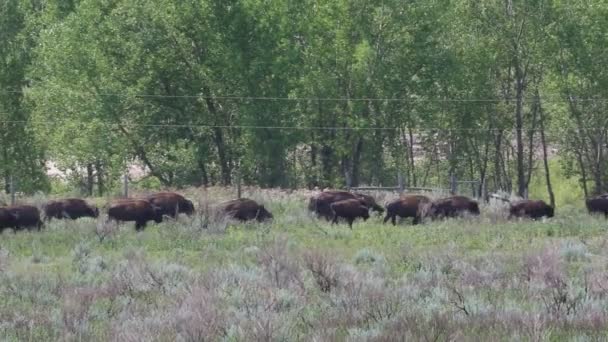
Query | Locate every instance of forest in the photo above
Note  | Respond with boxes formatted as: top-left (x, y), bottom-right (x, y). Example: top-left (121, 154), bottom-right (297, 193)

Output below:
top-left (1, 0), bottom-right (607, 202)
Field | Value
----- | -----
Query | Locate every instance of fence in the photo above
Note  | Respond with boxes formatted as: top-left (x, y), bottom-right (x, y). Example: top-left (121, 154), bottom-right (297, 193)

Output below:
top-left (348, 172), bottom-right (481, 198)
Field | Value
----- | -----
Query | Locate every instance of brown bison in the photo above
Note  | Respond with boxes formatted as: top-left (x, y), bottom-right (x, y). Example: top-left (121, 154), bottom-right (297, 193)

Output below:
top-left (220, 198), bottom-right (273, 222)
top-left (44, 198), bottom-right (99, 221)
top-left (425, 196), bottom-right (480, 220)
top-left (330, 198), bottom-right (370, 229)
top-left (107, 199), bottom-right (163, 231)
top-left (0, 208), bottom-right (17, 232)
top-left (508, 199), bottom-right (554, 219)
top-left (309, 190), bottom-right (383, 220)
top-left (145, 192), bottom-right (195, 218)
top-left (5, 205), bottom-right (43, 231)
top-left (384, 195), bottom-right (431, 226)
top-left (586, 196), bottom-right (608, 218)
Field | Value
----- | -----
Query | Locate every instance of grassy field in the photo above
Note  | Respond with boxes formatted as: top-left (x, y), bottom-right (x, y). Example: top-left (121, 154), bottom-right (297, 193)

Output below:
top-left (1, 188), bottom-right (607, 341)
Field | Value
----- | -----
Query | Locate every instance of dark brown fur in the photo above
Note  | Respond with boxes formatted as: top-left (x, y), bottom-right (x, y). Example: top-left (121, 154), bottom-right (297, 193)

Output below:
top-left (107, 199), bottom-right (163, 231)
top-left (355, 193), bottom-right (385, 214)
top-left (586, 196), bottom-right (608, 218)
top-left (384, 195), bottom-right (430, 226)
top-left (6, 205), bottom-right (43, 231)
top-left (0, 207), bottom-right (17, 232)
top-left (509, 200), bottom-right (554, 219)
top-left (220, 198), bottom-right (273, 222)
top-left (145, 192), bottom-right (195, 218)
top-left (309, 191), bottom-right (382, 220)
top-left (425, 196), bottom-right (480, 220)
top-left (330, 199), bottom-right (370, 229)
top-left (44, 198), bottom-right (99, 221)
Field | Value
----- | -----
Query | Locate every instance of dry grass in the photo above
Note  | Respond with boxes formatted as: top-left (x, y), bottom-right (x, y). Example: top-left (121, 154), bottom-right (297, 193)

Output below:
top-left (0, 187), bottom-right (606, 340)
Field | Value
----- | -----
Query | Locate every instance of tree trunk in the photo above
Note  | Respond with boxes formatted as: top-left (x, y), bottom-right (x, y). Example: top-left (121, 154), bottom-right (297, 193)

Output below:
top-left (197, 157), bottom-right (209, 187)
top-left (575, 148), bottom-right (589, 198)
top-left (538, 96), bottom-right (555, 207)
top-left (86, 163), bottom-right (94, 196)
top-left (493, 131), bottom-right (504, 192)
top-left (593, 130), bottom-right (605, 194)
top-left (212, 127), bottom-right (231, 185)
top-left (515, 64), bottom-right (527, 198)
top-left (95, 160), bottom-right (105, 196)
top-left (320, 144), bottom-right (333, 186)
top-left (525, 97), bottom-right (539, 190)
top-left (408, 128), bottom-right (416, 187)
top-left (350, 138), bottom-right (363, 187)
top-left (4, 174), bottom-right (9, 195)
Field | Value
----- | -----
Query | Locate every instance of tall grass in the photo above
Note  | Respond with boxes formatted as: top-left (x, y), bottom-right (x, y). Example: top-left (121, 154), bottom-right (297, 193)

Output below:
top-left (0, 187), bottom-right (605, 340)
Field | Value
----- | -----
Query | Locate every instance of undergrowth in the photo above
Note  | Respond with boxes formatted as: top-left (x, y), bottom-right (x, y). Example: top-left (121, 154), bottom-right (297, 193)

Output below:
top-left (0, 187), bottom-right (606, 341)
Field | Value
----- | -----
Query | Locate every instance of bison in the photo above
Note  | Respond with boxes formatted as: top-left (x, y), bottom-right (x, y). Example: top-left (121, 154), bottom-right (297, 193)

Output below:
top-left (309, 190), bottom-right (383, 220)
top-left (586, 196), bottom-right (608, 218)
top-left (107, 199), bottom-right (163, 231)
top-left (5, 205), bottom-right (43, 231)
top-left (425, 196), bottom-right (480, 220)
top-left (220, 198), bottom-right (273, 222)
top-left (0, 207), bottom-right (17, 232)
top-left (384, 195), bottom-right (431, 226)
top-left (44, 198), bottom-right (99, 221)
top-left (509, 200), bottom-right (554, 219)
top-left (330, 198), bottom-right (370, 229)
top-left (146, 192), bottom-right (195, 218)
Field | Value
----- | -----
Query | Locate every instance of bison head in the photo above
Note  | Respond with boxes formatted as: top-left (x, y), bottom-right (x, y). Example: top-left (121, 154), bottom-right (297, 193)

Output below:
top-left (91, 206), bottom-right (100, 218)
top-left (469, 202), bottom-right (480, 216)
top-left (182, 199), bottom-right (195, 216)
top-left (152, 205), bottom-right (164, 223)
top-left (361, 207), bottom-right (370, 221)
top-left (256, 206), bottom-right (273, 222)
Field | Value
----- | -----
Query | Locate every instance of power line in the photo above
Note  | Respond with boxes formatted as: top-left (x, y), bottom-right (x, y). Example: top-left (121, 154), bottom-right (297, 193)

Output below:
top-left (0, 118), bottom-right (606, 133)
top-left (3, 89), bottom-right (608, 102)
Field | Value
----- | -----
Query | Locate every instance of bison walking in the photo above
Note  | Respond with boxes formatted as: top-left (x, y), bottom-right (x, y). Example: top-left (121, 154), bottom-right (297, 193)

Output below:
top-left (384, 195), bottom-right (430, 226)
top-left (146, 192), bottom-right (195, 218)
top-left (0, 208), bottom-right (17, 232)
top-left (425, 196), bottom-right (480, 220)
top-left (107, 199), bottom-right (163, 231)
top-left (309, 190), bottom-right (382, 220)
top-left (5, 205), bottom-right (43, 231)
top-left (330, 199), bottom-right (370, 229)
top-left (44, 198), bottom-right (99, 221)
top-left (220, 198), bottom-right (273, 222)
top-left (509, 200), bottom-right (554, 219)
top-left (586, 196), bottom-right (608, 218)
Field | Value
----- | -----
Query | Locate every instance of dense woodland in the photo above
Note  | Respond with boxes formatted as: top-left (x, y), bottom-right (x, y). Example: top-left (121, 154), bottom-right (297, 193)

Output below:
top-left (1, 0), bottom-right (607, 201)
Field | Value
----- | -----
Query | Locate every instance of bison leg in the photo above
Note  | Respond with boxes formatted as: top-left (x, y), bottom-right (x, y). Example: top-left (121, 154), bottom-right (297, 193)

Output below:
top-left (331, 214), bottom-right (338, 225)
top-left (383, 214), bottom-right (391, 224)
top-left (135, 221), bottom-right (146, 231)
top-left (347, 218), bottom-right (354, 229)
top-left (413, 215), bottom-right (420, 225)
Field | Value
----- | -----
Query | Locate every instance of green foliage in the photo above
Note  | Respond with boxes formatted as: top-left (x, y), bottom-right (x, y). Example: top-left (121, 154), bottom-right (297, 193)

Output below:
top-left (0, 0), bottom-right (606, 197)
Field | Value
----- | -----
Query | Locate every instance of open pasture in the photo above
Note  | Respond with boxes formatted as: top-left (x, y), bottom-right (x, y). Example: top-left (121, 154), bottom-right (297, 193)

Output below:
top-left (0, 187), bottom-right (607, 341)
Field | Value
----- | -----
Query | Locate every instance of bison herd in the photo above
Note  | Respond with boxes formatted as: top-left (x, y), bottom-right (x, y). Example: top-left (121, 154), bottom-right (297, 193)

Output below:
top-left (1, 190), bottom-right (608, 233)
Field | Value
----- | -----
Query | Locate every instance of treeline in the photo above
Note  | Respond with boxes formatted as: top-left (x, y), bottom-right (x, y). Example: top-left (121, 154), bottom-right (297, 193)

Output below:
top-left (1, 0), bottom-right (607, 200)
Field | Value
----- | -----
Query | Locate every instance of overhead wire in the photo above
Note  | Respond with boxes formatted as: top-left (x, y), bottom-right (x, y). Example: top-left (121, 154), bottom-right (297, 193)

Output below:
top-left (2, 89), bottom-right (608, 102)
